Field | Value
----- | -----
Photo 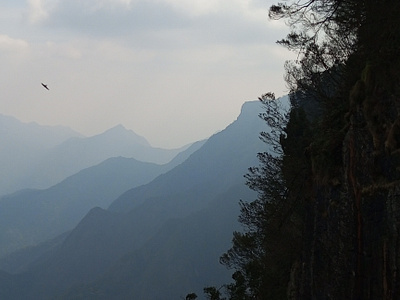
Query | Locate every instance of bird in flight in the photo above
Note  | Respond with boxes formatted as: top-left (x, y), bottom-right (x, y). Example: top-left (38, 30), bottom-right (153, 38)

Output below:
top-left (41, 83), bottom-right (49, 90)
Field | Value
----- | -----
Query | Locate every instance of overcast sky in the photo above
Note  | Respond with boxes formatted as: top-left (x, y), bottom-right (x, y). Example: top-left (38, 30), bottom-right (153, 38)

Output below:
top-left (0, 0), bottom-right (294, 148)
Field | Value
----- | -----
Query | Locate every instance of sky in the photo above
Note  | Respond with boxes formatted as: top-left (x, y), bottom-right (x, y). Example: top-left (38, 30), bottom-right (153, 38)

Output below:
top-left (0, 0), bottom-right (295, 149)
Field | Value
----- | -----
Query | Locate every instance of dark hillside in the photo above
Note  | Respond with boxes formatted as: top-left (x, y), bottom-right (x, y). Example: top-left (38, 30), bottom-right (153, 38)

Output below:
top-left (216, 1), bottom-right (400, 299)
top-left (62, 184), bottom-right (254, 299)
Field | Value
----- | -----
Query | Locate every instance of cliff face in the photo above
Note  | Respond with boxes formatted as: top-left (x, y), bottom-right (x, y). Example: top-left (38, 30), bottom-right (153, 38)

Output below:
top-left (293, 60), bottom-right (400, 299)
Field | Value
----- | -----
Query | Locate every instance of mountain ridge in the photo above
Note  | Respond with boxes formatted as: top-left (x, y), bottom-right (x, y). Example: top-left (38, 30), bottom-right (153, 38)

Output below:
top-left (0, 114), bottom-right (193, 196)
top-left (0, 140), bottom-right (205, 259)
top-left (0, 98), bottom-right (286, 299)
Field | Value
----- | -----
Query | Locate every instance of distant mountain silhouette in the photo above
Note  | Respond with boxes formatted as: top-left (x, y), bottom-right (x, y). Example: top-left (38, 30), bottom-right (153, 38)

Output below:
top-left (19, 124), bottom-right (190, 191)
top-left (0, 115), bottom-right (190, 196)
top-left (0, 114), bottom-right (82, 196)
top-left (0, 98), bottom-right (288, 299)
top-left (109, 99), bottom-right (275, 214)
top-left (0, 140), bottom-right (204, 259)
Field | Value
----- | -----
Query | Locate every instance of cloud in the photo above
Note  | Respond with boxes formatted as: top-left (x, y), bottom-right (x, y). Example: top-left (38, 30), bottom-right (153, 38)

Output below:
top-left (27, 0), bottom-right (50, 24)
top-left (36, 0), bottom-right (188, 35)
top-left (45, 41), bottom-right (82, 59)
top-left (0, 34), bottom-right (29, 53)
top-left (1, 0), bottom-right (292, 148)
top-left (28, 0), bottom-right (278, 46)
top-left (163, 0), bottom-right (225, 16)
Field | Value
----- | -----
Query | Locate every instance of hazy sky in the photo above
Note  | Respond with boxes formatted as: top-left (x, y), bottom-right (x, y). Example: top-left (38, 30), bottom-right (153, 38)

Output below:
top-left (0, 0), bottom-right (294, 148)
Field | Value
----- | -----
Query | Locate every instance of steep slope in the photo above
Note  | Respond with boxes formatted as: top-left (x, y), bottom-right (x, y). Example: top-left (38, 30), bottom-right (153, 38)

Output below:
top-left (0, 99), bottom-right (276, 299)
top-left (62, 185), bottom-right (255, 300)
top-left (0, 114), bottom-right (82, 196)
top-left (109, 99), bottom-right (273, 213)
top-left (293, 63), bottom-right (400, 298)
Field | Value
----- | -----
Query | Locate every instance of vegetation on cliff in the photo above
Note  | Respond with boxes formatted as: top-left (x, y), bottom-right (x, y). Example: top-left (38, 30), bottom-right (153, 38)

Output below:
top-left (197, 1), bottom-right (400, 299)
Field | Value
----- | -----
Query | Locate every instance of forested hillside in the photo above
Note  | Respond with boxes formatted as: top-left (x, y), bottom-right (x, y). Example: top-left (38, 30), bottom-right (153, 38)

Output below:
top-left (202, 1), bottom-right (400, 299)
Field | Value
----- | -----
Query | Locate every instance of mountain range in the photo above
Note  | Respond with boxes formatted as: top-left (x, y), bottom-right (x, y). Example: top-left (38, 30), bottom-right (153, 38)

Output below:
top-left (0, 114), bottom-right (81, 196)
top-left (0, 115), bottom-right (188, 196)
top-left (0, 140), bottom-right (204, 259)
top-left (0, 98), bottom-right (286, 299)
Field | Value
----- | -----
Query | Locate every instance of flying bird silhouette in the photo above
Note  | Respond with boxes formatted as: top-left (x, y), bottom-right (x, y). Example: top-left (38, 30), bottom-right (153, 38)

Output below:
top-left (41, 83), bottom-right (49, 90)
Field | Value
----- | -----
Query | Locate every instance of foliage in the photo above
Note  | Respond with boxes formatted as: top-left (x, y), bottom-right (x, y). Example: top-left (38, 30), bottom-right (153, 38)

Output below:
top-left (185, 292), bottom-right (198, 300)
top-left (210, 93), bottom-right (311, 299)
top-left (203, 287), bottom-right (225, 300)
top-left (270, 0), bottom-right (358, 98)
top-left (203, 0), bottom-right (400, 299)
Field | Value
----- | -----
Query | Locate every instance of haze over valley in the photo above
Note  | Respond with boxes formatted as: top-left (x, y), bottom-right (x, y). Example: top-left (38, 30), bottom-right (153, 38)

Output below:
top-left (0, 98), bottom-right (287, 299)
top-left (0, 1), bottom-right (301, 298)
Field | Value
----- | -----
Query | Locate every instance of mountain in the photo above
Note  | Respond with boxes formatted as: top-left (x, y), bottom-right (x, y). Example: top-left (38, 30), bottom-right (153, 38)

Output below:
top-left (0, 114), bottom-right (82, 196)
top-left (0, 158), bottom-right (163, 259)
top-left (17, 124), bottom-right (190, 192)
top-left (0, 114), bottom-right (81, 148)
top-left (0, 140), bottom-right (205, 260)
top-left (108, 99), bottom-right (273, 214)
top-left (0, 99), bottom-right (285, 299)
top-left (62, 185), bottom-right (255, 299)
top-left (0, 114), bottom-right (192, 196)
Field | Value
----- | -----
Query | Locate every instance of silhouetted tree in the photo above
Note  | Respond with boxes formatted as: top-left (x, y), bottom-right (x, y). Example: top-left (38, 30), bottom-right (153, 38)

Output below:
top-left (218, 93), bottom-right (313, 299)
top-left (203, 286), bottom-right (225, 300)
top-left (185, 292), bottom-right (198, 300)
top-left (205, 0), bottom-right (400, 299)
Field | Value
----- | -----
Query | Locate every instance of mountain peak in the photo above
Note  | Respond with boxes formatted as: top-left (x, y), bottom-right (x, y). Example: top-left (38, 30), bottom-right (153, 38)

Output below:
top-left (108, 124), bottom-right (127, 131)
top-left (103, 124), bottom-right (129, 135)
top-left (100, 124), bottom-right (150, 147)
top-left (238, 96), bottom-right (290, 120)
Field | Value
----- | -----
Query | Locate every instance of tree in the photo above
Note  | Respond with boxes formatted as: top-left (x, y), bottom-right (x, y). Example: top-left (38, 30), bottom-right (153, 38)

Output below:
top-left (270, 0), bottom-right (358, 95)
top-left (217, 93), bottom-right (312, 299)
top-left (203, 287), bottom-right (225, 300)
top-left (207, 0), bottom-right (400, 298)
top-left (269, 0), bottom-right (400, 100)
top-left (267, 1), bottom-right (400, 299)
top-left (185, 292), bottom-right (198, 300)
top-left (216, 1), bottom-right (351, 298)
